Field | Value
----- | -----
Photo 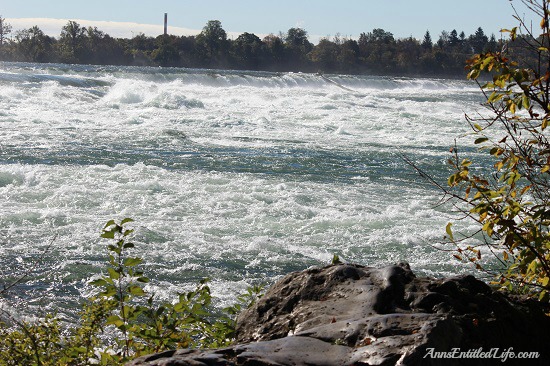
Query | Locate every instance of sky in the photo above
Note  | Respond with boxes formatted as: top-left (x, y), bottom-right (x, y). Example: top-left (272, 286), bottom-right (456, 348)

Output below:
top-left (1, 0), bottom-right (540, 43)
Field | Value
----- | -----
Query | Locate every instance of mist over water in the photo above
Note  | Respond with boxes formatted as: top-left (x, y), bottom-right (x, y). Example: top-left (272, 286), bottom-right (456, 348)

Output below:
top-left (0, 62), bottom-right (486, 315)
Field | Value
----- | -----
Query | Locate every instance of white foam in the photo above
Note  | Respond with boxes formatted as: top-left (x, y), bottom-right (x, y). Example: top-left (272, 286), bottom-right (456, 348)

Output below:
top-left (0, 63), bottom-right (490, 318)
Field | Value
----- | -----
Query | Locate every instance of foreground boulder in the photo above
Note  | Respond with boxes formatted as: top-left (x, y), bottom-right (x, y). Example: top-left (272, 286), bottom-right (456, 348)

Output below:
top-left (128, 263), bottom-right (550, 365)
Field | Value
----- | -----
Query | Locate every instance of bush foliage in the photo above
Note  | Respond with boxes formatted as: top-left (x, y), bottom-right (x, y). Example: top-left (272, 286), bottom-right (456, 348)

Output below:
top-left (0, 219), bottom-right (262, 365)
top-left (0, 14), bottom-right (498, 76)
top-left (445, 0), bottom-right (550, 301)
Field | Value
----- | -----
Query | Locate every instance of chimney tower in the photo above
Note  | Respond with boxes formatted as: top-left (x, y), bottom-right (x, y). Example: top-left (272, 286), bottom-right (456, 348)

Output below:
top-left (164, 13), bottom-right (168, 35)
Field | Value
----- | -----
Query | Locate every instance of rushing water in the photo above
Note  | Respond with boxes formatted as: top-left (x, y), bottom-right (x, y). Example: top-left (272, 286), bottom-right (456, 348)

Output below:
top-left (0, 62), bottom-right (487, 316)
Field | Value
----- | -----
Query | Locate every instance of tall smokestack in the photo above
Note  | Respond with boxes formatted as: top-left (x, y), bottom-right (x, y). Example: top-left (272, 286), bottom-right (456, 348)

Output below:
top-left (164, 13), bottom-right (168, 35)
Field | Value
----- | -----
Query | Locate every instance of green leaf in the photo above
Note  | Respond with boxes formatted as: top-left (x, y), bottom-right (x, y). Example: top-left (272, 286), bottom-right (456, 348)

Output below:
top-left (101, 288), bottom-right (117, 297)
top-left (89, 279), bottom-right (108, 287)
top-left (506, 172), bottom-right (521, 185)
top-left (509, 101), bottom-right (517, 114)
top-left (124, 257), bottom-right (143, 267)
top-left (106, 315), bottom-right (124, 327)
top-left (107, 267), bottom-right (121, 280)
top-left (446, 223), bottom-right (454, 241)
top-left (101, 231), bottom-right (116, 239)
top-left (122, 305), bottom-right (135, 318)
top-left (121, 218), bottom-right (134, 225)
top-left (468, 68), bottom-right (481, 80)
top-left (475, 137), bottom-right (489, 144)
top-left (488, 92), bottom-right (503, 103)
top-left (480, 55), bottom-right (494, 69)
top-left (527, 259), bottom-right (538, 274)
top-left (129, 286), bottom-right (147, 296)
top-left (522, 93), bottom-right (530, 109)
top-left (103, 219), bottom-right (116, 229)
top-left (483, 221), bottom-right (494, 237)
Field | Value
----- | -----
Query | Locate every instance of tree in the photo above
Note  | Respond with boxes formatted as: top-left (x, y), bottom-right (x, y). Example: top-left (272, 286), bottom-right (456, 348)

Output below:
top-left (0, 15), bottom-right (12, 47)
top-left (195, 20), bottom-right (229, 67)
top-left (437, 30), bottom-right (450, 48)
top-left (127, 33), bottom-right (156, 66)
top-left (263, 33), bottom-right (285, 70)
top-left (337, 39), bottom-right (359, 73)
top-left (449, 29), bottom-right (460, 47)
top-left (358, 32), bottom-right (370, 59)
top-left (0, 16), bottom-right (494, 77)
top-left (86, 28), bottom-right (128, 65)
top-left (444, 0), bottom-right (550, 301)
top-left (232, 32), bottom-right (265, 70)
top-left (152, 35), bottom-right (180, 67)
top-left (396, 37), bottom-right (421, 73)
top-left (486, 33), bottom-right (498, 53)
top-left (284, 27), bottom-right (313, 51)
top-left (422, 30), bottom-right (433, 50)
top-left (309, 38), bottom-right (339, 72)
top-left (364, 28), bottom-right (394, 44)
top-left (176, 35), bottom-right (199, 67)
top-left (283, 27), bottom-right (313, 70)
top-left (131, 32), bottom-right (156, 53)
top-left (358, 29), bottom-right (397, 73)
top-left (59, 20), bottom-right (86, 63)
top-left (469, 26), bottom-right (488, 53)
top-left (14, 26), bottom-right (53, 62)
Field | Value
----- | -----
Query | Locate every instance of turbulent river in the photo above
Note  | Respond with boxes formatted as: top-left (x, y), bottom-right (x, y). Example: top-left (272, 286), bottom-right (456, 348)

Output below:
top-left (0, 62), bottom-right (487, 316)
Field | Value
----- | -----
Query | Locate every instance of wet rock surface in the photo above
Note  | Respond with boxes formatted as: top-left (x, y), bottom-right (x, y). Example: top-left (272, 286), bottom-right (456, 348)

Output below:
top-left (127, 263), bottom-right (550, 365)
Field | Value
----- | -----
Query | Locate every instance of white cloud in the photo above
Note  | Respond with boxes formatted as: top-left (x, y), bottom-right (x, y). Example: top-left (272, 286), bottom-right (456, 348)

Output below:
top-left (5, 17), bottom-right (201, 39)
top-left (5, 17), bottom-right (321, 43)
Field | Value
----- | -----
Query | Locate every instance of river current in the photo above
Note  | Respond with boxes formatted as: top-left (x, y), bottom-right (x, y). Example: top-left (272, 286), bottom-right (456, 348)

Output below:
top-left (0, 62), bottom-right (486, 315)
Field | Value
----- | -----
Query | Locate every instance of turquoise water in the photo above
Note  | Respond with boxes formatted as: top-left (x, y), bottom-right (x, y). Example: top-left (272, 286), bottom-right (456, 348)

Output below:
top-left (0, 62), bottom-right (486, 316)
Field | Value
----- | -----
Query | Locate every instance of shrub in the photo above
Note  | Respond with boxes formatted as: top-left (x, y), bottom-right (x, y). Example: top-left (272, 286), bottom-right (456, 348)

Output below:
top-left (0, 218), bottom-right (262, 365)
top-left (445, 0), bottom-right (550, 301)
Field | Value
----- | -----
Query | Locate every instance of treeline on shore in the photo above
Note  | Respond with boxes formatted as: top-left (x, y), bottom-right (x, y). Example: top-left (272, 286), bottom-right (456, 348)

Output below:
top-left (0, 17), bottom-right (529, 76)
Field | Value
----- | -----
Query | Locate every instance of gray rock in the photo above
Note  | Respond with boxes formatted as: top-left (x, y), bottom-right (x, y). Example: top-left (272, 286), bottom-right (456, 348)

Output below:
top-left (128, 263), bottom-right (550, 366)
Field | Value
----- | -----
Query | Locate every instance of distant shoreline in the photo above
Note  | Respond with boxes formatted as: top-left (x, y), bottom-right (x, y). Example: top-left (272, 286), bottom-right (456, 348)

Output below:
top-left (0, 19), bottom-right (502, 78)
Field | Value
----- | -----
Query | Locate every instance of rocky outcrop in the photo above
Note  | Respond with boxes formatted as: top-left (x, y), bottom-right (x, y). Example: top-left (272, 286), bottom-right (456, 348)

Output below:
top-left (127, 263), bottom-right (550, 366)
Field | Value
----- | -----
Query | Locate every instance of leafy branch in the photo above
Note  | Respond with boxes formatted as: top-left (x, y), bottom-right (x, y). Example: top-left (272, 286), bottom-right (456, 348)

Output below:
top-left (0, 219), bottom-right (265, 365)
top-left (413, 0), bottom-right (550, 302)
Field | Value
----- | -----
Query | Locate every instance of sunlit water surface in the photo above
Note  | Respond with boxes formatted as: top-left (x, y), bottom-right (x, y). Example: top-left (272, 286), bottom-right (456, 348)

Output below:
top-left (0, 62), bottom-right (488, 317)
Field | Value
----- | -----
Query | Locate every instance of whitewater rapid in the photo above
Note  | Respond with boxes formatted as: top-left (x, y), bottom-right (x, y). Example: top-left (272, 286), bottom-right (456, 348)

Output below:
top-left (0, 62), bottom-right (486, 315)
